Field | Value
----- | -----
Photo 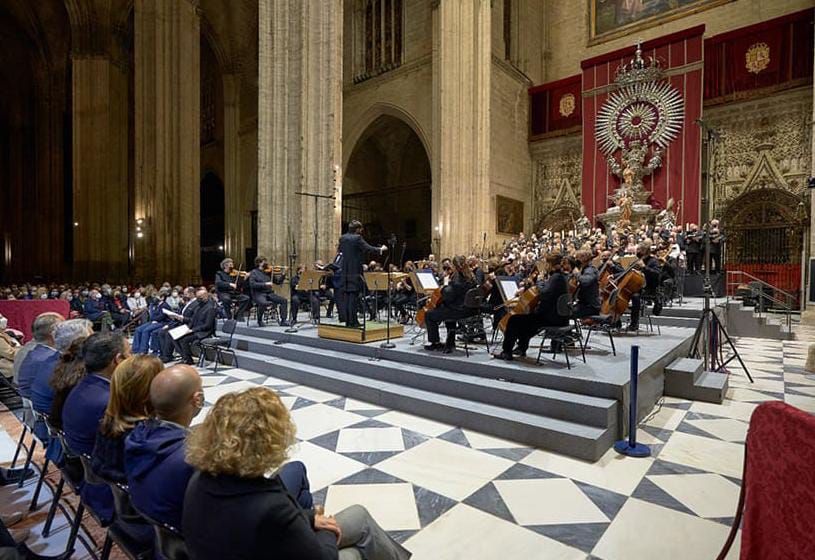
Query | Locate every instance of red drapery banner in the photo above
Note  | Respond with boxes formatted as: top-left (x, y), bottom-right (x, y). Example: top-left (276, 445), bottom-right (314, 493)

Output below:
top-left (705, 8), bottom-right (813, 102)
top-left (580, 26), bottom-right (704, 226)
top-left (0, 300), bottom-right (71, 342)
top-left (529, 75), bottom-right (582, 138)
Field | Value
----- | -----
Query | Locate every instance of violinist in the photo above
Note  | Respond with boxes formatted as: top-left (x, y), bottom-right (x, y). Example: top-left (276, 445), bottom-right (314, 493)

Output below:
top-left (424, 255), bottom-right (477, 354)
top-left (574, 250), bottom-right (601, 318)
top-left (311, 260), bottom-right (335, 320)
top-left (215, 258), bottom-right (251, 321)
top-left (248, 256), bottom-right (290, 328)
top-left (627, 243), bottom-right (662, 331)
top-left (494, 252), bottom-right (569, 361)
top-left (393, 261), bottom-right (415, 324)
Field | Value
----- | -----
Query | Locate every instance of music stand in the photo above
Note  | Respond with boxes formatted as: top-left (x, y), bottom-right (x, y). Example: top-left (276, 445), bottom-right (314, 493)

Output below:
top-left (297, 270), bottom-right (328, 325)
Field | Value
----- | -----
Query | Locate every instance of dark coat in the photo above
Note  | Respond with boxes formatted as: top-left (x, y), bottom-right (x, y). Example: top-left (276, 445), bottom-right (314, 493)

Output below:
top-left (335, 233), bottom-right (381, 293)
top-left (641, 256), bottom-right (663, 297)
top-left (91, 429), bottom-right (131, 484)
top-left (248, 268), bottom-right (284, 295)
top-left (577, 264), bottom-right (601, 311)
top-left (183, 471), bottom-right (335, 560)
top-left (534, 272), bottom-right (569, 326)
top-left (124, 419), bottom-right (193, 528)
top-left (185, 299), bottom-right (217, 340)
top-left (441, 273), bottom-right (475, 311)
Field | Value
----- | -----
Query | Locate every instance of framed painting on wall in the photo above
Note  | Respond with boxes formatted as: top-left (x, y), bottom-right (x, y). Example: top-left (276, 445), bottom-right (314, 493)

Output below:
top-left (590, 0), bottom-right (734, 44)
top-left (496, 196), bottom-right (524, 236)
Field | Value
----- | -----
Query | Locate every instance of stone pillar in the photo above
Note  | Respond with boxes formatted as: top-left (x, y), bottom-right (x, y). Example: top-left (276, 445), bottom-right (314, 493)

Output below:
top-left (223, 74), bottom-right (245, 262)
top-left (71, 57), bottom-right (130, 281)
top-left (803, 40), bottom-right (815, 324)
top-left (432, 0), bottom-right (492, 257)
top-left (258, 0), bottom-right (343, 265)
top-left (134, 0), bottom-right (200, 283)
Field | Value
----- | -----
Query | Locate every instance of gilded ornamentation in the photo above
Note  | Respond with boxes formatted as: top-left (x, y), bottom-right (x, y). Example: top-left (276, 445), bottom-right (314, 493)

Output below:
top-left (745, 42), bottom-right (770, 75)
top-left (530, 135), bottom-right (582, 232)
top-left (559, 93), bottom-right (576, 117)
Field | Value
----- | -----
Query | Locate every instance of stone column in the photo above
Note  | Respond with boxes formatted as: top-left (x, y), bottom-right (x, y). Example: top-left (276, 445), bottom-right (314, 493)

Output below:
top-left (803, 40), bottom-right (815, 326)
top-left (432, 0), bottom-right (492, 257)
top-left (223, 74), bottom-right (245, 261)
top-left (71, 56), bottom-right (130, 281)
top-left (134, 0), bottom-right (200, 283)
top-left (258, 0), bottom-right (343, 265)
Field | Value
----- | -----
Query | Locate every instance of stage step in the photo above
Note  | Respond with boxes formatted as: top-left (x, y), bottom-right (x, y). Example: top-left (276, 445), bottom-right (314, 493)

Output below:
top-left (723, 302), bottom-right (794, 340)
top-left (663, 357), bottom-right (728, 403)
top-left (234, 334), bottom-right (619, 430)
top-left (235, 348), bottom-right (615, 461)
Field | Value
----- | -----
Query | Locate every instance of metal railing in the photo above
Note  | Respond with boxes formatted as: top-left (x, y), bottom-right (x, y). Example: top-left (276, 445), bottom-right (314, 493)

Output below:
top-left (725, 270), bottom-right (797, 331)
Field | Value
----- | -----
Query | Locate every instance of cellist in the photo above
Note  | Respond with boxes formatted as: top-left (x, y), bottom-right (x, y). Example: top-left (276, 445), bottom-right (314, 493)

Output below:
top-left (494, 252), bottom-right (569, 361)
top-left (627, 243), bottom-right (663, 331)
top-left (423, 255), bottom-right (477, 354)
top-left (573, 250), bottom-right (601, 319)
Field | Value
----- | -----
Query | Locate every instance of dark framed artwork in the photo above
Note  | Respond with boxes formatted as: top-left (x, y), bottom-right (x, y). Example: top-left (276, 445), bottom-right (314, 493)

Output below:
top-left (590, 0), bottom-right (734, 44)
top-left (496, 195), bottom-right (524, 235)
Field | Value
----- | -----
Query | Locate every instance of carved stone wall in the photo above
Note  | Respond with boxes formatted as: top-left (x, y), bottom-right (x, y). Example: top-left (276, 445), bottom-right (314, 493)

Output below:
top-left (706, 86), bottom-right (812, 219)
top-left (529, 133), bottom-right (582, 232)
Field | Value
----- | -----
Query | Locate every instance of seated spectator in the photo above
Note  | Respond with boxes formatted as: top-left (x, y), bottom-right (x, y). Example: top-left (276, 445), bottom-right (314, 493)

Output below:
top-left (0, 314), bottom-right (21, 379)
top-left (62, 332), bottom-right (131, 522)
top-left (92, 355), bottom-right (163, 482)
top-left (173, 287), bottom-right (217, 365)
top-left (157, 287), bottom-right (197, 363)
top-left (84, 290), bottom-right (113, 331)
top-left (16, 313), bottom-right (64, 398)
top-left (48, 338), bottom-right (89, 431)
top-left (126, 289), bottom-right (148, 321)
top-left (132, 292), bottom-right (169, 355)
top-left (124, 364), bottom-right (202, 528)
top-left (183, 388), bottom-right (410, 560)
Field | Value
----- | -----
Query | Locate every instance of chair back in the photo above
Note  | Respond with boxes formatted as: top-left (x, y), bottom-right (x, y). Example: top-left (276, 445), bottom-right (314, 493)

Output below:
top-left (79, 452), bottom-right (107, 486)
top-left (463, 288), bottom-right (483, 310)
top-left (108, 481), bottom-right (151, 527)
top-left (718, 401), bottom-right (815, 560)
top-left (20, 396), bottom-right (36, 431)
top-left (222, 319), bottom-right (237, 340)
top-left (136, 509), bottom-right (190, 560)
top-left (556, 293), bottom-right (572, 318)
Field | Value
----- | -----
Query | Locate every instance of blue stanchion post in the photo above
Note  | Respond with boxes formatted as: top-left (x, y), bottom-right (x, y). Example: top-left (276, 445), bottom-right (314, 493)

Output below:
top-left (614, 345), bottom-right (651, 458)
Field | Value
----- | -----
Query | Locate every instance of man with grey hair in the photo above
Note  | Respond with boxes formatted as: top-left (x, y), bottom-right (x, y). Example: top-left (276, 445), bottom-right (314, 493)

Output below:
top-left (14, 312), bottom-right (64, 397)
top-left (31, 319), bottom-right (93, 417)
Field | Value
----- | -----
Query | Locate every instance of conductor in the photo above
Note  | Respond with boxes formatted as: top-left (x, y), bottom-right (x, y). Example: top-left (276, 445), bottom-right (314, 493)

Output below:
top-left (337, 220), bottom-right (387, 328)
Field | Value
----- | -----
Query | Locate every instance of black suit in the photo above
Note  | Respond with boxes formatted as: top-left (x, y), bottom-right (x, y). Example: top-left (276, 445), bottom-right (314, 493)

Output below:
top-left (215, 270), bottom-right (251, 320)
top-left (158, 299), bottom-right (199, 362)
top-left (249, 268), bottom-right (288, 326)
top-left (425, 273), bottom-right (476, 345)
top-left (174, 299), bottom-right (217, 364)
top-left (630, 255), bottom-right (662, 328)
top-left (336, 232), bottom-right (382, 327)
top-left (502, 272), bottom-right (569, 355)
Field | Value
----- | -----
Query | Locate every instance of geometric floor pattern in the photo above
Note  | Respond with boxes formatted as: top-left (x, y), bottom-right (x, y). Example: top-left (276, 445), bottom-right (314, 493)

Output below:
top-left (1, 325), bottom-right (812, 559)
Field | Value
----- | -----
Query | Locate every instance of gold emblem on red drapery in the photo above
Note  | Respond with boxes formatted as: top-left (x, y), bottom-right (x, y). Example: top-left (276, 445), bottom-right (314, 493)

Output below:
top-left (559, 93), bottom-right (576, 117)
top-left (745, 42), bottom-right (770, 74)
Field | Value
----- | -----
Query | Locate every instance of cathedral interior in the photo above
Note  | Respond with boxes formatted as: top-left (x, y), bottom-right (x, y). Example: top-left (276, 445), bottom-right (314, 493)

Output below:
top-left (1, 1), bottom-right (815, 559)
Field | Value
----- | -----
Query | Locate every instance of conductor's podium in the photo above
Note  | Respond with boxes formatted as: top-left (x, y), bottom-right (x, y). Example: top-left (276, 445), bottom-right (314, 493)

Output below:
top-left (317, 321), bottom-right (404, 344)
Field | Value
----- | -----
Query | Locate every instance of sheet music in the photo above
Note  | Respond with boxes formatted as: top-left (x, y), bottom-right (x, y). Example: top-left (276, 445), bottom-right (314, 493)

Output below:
top-left (169, 324), bottom-right (191, 340)
top-left (499, 279), bottom-right (520, 302)
top-left (162, 309), bottom-right (184, 321)
top-left (414, 272), bottom-right (439, 291)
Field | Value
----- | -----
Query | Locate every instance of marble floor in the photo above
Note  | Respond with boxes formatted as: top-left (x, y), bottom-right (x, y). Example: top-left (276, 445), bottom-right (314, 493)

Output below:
top-left (1, 328), bottom-right (812, 559)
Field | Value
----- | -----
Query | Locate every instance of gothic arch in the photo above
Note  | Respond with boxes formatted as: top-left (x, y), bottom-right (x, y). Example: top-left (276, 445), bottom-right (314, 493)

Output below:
top-left (343, 103), bottom-right (432, 171)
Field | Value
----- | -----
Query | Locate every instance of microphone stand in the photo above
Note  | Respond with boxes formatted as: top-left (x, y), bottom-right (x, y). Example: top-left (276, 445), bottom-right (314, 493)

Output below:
top-left (380, 234), bottom-right (397, 349)
top-left (285, 231), bottom-right (299, 333)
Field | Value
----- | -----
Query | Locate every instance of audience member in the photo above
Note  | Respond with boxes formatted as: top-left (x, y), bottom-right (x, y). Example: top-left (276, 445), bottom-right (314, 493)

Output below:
top-left (183, 387), bottom-right (410, 560)
top-left (173, 287), bottom-right (217, 365)
top-left (92, 355), bottom-right (163, 483)
top-left (48, 338), bottom-right (89, 431)
top-left (15, 313), bottom-right (64, 398)
top-left (0, 314), bottom-right (21, 379)
top-left (61, 331), bottom-right (131, 521)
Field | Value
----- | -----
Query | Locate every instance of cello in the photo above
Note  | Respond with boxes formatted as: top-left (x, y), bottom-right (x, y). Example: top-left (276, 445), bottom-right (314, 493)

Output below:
top-left (601, 260), bottom-right (645, 320)
top-left (415, 287), bottom-right (442, 329)
top-left (497, 285), bottom-right (540, 332)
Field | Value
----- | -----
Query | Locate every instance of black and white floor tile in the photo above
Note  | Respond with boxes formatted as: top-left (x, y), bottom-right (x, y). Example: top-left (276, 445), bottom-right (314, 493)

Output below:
top-left (1, 329), bottom-right (811, 559)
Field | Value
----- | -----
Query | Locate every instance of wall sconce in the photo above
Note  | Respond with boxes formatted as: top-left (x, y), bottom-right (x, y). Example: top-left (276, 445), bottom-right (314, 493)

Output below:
top-left (73, 222), bottom-right (79, 227)
top-left (135, 217), bottom-right (146, 239)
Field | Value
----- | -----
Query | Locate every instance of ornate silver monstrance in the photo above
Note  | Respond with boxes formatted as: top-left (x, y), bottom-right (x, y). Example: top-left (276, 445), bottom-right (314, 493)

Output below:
top-left (595, 42), bottom-right (684, 231)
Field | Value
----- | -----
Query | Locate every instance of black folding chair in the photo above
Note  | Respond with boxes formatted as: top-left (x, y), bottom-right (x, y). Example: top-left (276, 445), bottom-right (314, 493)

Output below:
top-left (536, 294), bottom-right (586, 370)
top-left (134, 509), bottom-right (189, 560)
top-left (197, 319), bottom-right (238, 373)
top-left (459, 288), bottom-right (491, 357)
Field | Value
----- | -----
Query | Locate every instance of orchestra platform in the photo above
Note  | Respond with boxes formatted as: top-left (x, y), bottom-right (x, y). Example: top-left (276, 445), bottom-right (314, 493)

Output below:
top-left (221, 303), bottom-right (719, 461)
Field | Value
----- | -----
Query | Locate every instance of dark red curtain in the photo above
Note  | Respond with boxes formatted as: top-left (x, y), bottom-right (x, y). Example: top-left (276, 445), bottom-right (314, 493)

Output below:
top-left (529, 75), bottom-right (581, 137)
top-left (705, 9), bottom-right (813, 101)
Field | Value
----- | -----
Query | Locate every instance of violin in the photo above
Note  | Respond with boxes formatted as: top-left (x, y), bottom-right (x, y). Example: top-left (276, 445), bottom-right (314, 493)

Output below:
top-left (228, 270), bottom-right (249, 278)
top-left (263, 265), bottom-right (288, 275)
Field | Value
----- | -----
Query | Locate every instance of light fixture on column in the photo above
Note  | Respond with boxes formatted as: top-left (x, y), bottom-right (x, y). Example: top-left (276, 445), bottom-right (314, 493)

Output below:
top-left (135, 217), bottom-right (145, 239)
top-left (73, 222), bottom-right (79, 227)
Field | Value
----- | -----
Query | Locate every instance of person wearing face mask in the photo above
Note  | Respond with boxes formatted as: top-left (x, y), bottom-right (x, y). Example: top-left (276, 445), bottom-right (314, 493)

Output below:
top-left (126, 289), bottom-right (148, 324)
top-left (71, 289), bottom-right (88, 315)
top-left (84, 289), bottom-right (114, 331)
top-left (173, 288), bottom-right (217, 365)
top-left (132, 292), bottom-right (171, 355)
top-left (165, 289), bottom-right (182, 311)
top-left (0, 315), bottom-right (20, 380)
top-left (248, 256), bottom-right (290, 327)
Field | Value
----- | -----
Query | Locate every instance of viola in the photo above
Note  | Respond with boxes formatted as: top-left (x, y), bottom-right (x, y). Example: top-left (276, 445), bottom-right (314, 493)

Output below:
top-left (415, 287), bottom-right (443, 328)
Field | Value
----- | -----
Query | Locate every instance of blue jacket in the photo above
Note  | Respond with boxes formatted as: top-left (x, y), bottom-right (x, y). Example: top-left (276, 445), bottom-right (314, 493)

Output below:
top-left (84, 298), bottom-right (107, 320)
top-left (17, 344), bottom-right (58, 401)
top-left (124, 418), bottom-right (194, 528)
top-left (62, 373), bottom-right (114, 521)
top-left (30, 346), bottom-right (60, 414)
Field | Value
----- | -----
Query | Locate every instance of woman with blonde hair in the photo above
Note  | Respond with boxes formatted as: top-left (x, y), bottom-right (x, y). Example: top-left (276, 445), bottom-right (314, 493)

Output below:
top-left (91, 355), bottom-right (163, 482)
top-left (183, 387), bottom-right (410, 560)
